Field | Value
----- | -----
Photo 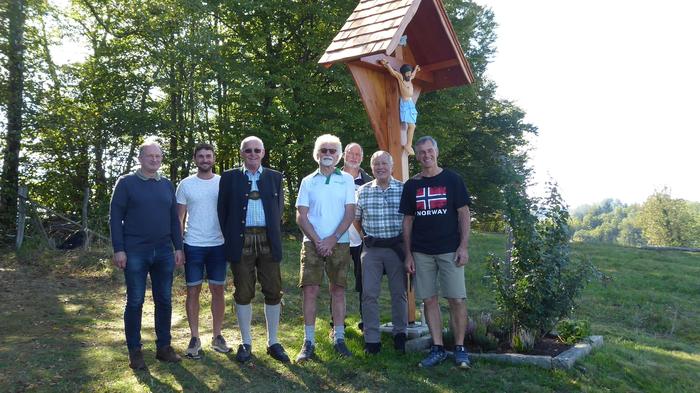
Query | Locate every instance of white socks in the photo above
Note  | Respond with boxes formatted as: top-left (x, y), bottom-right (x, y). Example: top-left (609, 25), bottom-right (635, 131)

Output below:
top-left (304, 325), bottom-right (316, 345)
top-left (236, 303), bottom-right (253, 345)
top-left (237, 303), bottom-right (283, 347)
top-left (264, 303), bottom-right (281, 346)
top-left (334, 325), bottom-right (345, 342)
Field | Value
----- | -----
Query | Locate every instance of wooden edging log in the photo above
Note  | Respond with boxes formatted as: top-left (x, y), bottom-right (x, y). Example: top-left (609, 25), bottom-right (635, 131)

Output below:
top-left (406, 335), bottom-right (604, 369)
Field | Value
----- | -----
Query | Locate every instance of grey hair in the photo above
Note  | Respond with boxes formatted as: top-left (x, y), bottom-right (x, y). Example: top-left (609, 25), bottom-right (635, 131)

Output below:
top-left (138, 137), bottom-right (163, 157)
top-left (313, 134), bottom-right (342, 164)
top-left (370, 150), bottom-right (393, 167)
top-left (414, 135), bottom-right (438, 151)
top-left (240, 136), bottom-right (265, 151)
top-left (344, 142), bottom-right (363, 155)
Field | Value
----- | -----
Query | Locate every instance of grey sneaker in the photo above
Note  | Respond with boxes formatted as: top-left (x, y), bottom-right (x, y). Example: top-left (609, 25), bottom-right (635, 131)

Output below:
top-left (418, 345), bottom-right (447, 368)
top-left (333, 339), bottom-right (353, 358)
top-left (211, 335), bottom-right (231, 353)
top-left (295, 340), bottom-right (316, 363)
top-left (185, 337), bottom-right (202, 359)
top-left (453, 345), bottom-right (471, 369)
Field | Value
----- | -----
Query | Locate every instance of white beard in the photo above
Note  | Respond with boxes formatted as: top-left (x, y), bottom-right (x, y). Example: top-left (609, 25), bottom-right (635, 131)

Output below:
top-left (321, 157), bottom-right (335, 166)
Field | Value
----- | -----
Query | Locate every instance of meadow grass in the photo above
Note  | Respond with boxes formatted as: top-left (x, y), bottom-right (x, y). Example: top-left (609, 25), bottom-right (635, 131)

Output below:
top-left (1, 232), bottom-right (699, 392)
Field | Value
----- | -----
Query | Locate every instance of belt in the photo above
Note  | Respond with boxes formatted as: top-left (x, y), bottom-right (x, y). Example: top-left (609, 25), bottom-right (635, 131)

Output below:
top-left (245, 226), bottom-right (266, 234)
top-left (248, 191), bottom-right (261, 200)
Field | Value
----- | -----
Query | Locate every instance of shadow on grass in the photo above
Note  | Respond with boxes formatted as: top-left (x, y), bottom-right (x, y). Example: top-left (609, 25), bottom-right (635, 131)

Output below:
top-left (0, 251), bottom-right (126, 392)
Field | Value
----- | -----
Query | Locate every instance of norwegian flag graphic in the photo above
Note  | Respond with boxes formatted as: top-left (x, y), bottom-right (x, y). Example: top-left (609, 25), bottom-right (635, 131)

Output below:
top-left (416, 186), bottom-right (447, 210)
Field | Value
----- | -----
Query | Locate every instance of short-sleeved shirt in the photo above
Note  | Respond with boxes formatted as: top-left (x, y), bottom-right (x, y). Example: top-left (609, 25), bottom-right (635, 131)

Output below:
top-left (176, 174), bottom-right (225, 247)
top-left (296, 168), bottom-right (356, 243)
top-left (399, 169), bottom-right (471, 255)
top-left (356, 178), bottom-right (404, 239)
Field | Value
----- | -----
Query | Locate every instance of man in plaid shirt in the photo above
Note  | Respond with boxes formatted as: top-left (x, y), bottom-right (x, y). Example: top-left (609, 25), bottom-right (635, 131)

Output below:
top-left (354, 150), bottom-right (408, 354)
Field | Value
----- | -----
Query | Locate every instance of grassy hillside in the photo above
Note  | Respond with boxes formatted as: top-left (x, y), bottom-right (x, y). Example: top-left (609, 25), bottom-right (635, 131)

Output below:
top-left (1, 232), bottom-right (698, 392)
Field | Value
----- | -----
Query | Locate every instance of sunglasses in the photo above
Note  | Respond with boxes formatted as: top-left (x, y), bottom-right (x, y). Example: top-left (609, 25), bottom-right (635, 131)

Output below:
top-left (320, 148), bottom-right (337, 154)
top-left (244, 148), bottom-right (262, 154)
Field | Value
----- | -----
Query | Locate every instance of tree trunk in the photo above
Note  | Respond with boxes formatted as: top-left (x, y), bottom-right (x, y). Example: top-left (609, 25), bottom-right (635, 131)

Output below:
top-left (1, 0), bottom-right (26, 235)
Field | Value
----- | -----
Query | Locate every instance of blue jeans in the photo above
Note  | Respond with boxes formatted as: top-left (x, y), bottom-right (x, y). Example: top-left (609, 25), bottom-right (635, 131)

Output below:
top-left (123, 245), bottom-right (175, 350)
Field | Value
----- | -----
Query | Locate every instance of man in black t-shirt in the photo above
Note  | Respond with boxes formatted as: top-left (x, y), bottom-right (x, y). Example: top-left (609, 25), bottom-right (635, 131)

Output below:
top-left (399, 136), bottom-right (472, 369)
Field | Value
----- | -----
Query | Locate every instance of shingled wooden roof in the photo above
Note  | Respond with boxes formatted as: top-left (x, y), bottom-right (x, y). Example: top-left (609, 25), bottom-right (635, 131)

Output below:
top-left (319, 0), bottom-right (417, 65)
top-left (319, 0), bottom-right (474, 88)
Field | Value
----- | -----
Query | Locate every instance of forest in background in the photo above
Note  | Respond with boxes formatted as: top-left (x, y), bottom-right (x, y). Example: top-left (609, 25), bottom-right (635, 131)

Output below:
top-left (571, 190), bottom-right (700, 248)
top-left (0, 0), bottom-right (536, 241)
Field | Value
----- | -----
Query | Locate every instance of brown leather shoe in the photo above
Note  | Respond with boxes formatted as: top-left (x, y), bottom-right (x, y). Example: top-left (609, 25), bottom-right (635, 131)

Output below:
top-left (156, 345), bottom-right (182, 363)
top-left (128, 348), bottom-right (147, 370)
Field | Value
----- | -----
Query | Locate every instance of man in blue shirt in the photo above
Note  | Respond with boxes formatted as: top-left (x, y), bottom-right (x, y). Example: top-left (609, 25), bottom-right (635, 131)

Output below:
top-left (110, 140), bottom-right (185, 370)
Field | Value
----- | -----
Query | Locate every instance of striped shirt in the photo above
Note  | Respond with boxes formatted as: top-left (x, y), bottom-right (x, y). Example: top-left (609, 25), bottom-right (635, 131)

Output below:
top-left (244, 166), bottom-right (266, 227)
top-left (356, 178), bottom-right (404, 239)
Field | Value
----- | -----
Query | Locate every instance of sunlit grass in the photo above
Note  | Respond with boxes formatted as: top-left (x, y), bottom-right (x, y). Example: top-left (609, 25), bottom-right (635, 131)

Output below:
top-left (1, 232), bottom-right (699, 392)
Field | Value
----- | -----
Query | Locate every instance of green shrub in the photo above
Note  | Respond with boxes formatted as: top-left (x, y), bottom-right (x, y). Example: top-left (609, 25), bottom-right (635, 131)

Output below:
top-left (556, 319), bottom-right (591, 344)
top-left (489, 181), bottom-right (596, 338)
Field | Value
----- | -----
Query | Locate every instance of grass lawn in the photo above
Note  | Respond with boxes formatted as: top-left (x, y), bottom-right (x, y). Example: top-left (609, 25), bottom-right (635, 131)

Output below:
top-left (1, 232), bottom-right (699, 392)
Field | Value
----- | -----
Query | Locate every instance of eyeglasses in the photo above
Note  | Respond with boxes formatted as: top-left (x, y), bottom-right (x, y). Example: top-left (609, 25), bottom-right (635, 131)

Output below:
top-left (244, 148), bottom-right (262, 154)
top-left (320, 148), bottom-right (337, 154)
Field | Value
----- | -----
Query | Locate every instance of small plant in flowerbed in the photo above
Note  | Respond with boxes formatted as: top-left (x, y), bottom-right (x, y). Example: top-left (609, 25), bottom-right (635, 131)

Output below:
top-left (556, 319), bottom-right (592, 344)
top-left (477, 179), bottom-right (597, 355)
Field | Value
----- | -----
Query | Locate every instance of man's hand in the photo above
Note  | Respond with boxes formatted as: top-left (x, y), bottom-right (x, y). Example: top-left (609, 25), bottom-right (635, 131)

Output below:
top-left (318, 236), bottom-right (338, 257)
top-left (379, 59), bottom-right (388, 66)
top-left (405, 254), bottom-right (416, 274)
top-left (113, 251), bottom-right (127, 270)
top-left (175, 249), bottom-right (185, 268)
top-left (454, 245), bottom-right (469, 267)
top-left (415, 65), bottom-right (421, 73)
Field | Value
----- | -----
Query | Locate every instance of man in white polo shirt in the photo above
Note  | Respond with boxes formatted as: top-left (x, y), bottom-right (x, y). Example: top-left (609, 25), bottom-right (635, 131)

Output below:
top-left (176, 143), bottom-right (230, 359)
top-left (295, 134), bottom-right (356, 361)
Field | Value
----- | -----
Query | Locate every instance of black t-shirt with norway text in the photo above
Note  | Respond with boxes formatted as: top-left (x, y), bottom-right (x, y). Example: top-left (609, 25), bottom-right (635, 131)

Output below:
top-left (399, 168), bottom-right (471, 255)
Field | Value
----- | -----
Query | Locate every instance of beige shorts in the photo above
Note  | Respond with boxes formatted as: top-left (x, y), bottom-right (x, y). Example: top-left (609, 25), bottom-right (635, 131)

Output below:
top-left (299, 241), bottom-right (351, 287)
top-left (413, 252), bottom-right (466, 300)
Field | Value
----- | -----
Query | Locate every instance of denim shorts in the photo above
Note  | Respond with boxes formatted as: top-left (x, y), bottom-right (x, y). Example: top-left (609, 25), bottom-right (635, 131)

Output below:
top-left (184, 244), bottom-right (227, 286)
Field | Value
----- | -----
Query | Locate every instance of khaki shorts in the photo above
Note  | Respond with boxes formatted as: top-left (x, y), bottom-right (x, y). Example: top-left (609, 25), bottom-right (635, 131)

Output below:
top-left (299, 241), bottom-right (351, 287)
top-left (413, 252), bottom-right (466, 300)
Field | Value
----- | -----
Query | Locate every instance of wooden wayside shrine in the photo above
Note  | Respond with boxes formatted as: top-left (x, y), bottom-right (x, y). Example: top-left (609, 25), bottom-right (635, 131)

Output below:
top-left (320, 0), bottom-right (475, 324)
top-left (320, 0), bottom-right (475, 181)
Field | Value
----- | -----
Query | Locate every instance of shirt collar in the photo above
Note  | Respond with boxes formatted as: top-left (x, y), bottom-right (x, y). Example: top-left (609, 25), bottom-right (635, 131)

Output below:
top-left (370, 177), bottom-right (398, 189)
top-left (242, 165), bottom-right (264, 176)
top-left (314, 167), bottom-right (342, 184)
top-left (135, 169), bottom-right (162, 181)
top-left (313, 167), bottom-right (342, 177)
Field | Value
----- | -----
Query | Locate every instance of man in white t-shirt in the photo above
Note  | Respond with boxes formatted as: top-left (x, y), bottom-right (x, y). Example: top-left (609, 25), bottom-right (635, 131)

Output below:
top-left (176, 143), bottom-right (230, 359)
top-left (295, 134), bottom-right (357, 361)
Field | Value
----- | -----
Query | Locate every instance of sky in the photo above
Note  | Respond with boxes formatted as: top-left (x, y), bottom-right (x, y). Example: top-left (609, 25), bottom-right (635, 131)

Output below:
top-left (48, 0), bottom-right (699, 208)
top-left (476, 0), bottom-right (700, 207)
